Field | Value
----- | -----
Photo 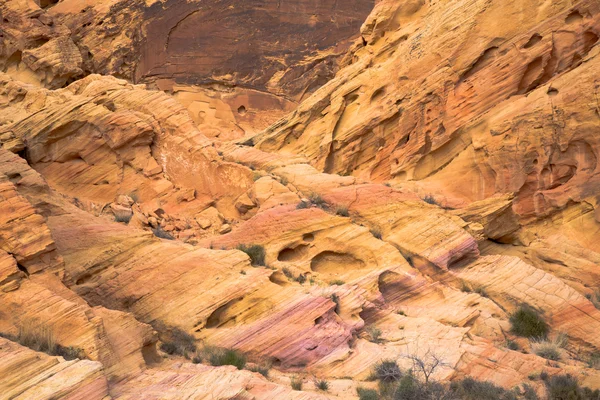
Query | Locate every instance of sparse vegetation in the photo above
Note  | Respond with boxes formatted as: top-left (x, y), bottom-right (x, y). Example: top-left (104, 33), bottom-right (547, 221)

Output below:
top-left (248, 361), bottom-right (271, 377)
top-left (252, 171), bottom-right (262, 181)
top-left (397, 310), bottom-right (406, 316)
top-left (280, 176), bottom-right (289, 186)
top-left (357, 387), bottom-right (379, 400)
top-left (295, 274), bottom-right (307, 284)
top-left (153, 225), bottom-right (175, 240)
top-left (474, 285), bottom-right (488, 298)
top-left (423, 195), bottom-right (438, 205)
top-left (586, 290), bottom-right (600, 310)
top-left (370, 227), bottom-right (383, 240)
top-left (237, 244), bottom-right (266, 266)
top-left (291, 376), bottom-right (303, 391)
top-left (532, 334), bottom-right (567, 361)
top-left (330, 293), bottom-right (340, 314)
top-left (308, 192), bottom-right (327, 209)
top-left (335, 206), bottom-right (350, 217)
top-left (204, 346), bottom-right (247, 369)
top-left (460, 280), bottom-right (472, 293)
top-left (450, 377), bottom-right (519, 400)
top-left (588, 352), bottom-right (600, 369)
top-left (373, 360), bottom-right (403, 383)
top-left (114, 213), bottom-right (132, 224)
top-left (505, 339), bottom-right (519, 351)
top-left (367, 326), bottom-right (383, 343)
top-left (315, 379), bottom-right (329, 391)
top-left (296, 201), bottom-right (311, 209)
top-left (282, 267), bottom-right (294, 279)
top-left (1, 323), bottom-right (83, 361)
top-left (509, 305), bottom-right (548, 339)
top-left (329, 279), bottom-right (345, 286)
top-left (545, 374), bottom-right (600, 400)
top-left (158, 327), bottom-right (197, 357)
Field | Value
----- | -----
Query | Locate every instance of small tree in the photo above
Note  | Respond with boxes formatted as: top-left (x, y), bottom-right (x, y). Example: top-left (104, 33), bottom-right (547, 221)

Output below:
top-left (402, 347), bottom-right (448, 387)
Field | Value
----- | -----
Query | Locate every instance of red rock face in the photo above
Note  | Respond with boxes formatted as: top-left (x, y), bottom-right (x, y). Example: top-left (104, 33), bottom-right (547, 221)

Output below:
top-left (137, 0), bottom-right (375, 98)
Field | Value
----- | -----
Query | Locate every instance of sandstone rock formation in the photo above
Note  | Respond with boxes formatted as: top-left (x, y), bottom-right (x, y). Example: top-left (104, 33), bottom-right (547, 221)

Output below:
top-left (1, 0), bottom-right (600, 399)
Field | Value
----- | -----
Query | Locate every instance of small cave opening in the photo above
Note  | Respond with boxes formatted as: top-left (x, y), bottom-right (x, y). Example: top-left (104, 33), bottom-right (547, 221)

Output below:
top-left (17, 263), bottom-right (29, 277)
top-left (237, 105), bottom-right (247, 115)
top-left (39, 0), bottom-right (59, 9)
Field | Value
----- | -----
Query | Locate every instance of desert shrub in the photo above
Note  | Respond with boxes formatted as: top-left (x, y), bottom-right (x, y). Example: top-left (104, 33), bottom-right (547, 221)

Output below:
top-left (460, 281), bottom-right (472, 293)
top-left (280, 176), bottom-right (289, 186)
top-left (114, 213), bottom-right (132, 224)
top-left (506, 340), bottom-right (519, 351)
top-left (586, 290), bottom-right (600, 310)
top-left (248, 361), bottom-right (271, 377)
top-left (373, 360), bottom-right (402, 383)
top-left (329, 279), bottom-right (345, 286)
top-left (423, 195), bottom-right (438, 205)
top-left (357, 387), bottom-right (379, 400)
top-left (54, 345), bottom-right (82, 361)
top-left (588, 352), bottom-right (600, 369)
top-left (205, 347), bottom-right (246, 369)
top-left (545, 374), bottom-right (583, 400)
top-left (533, 340), bottom-right (561, 361)
top-left (474, 285), bottom-right (488, 298)
top-left (330, 293), bottom-right (340, 314)
top-left (450, 377), bottom-right (518, 400)
top-left (252, 171), bottom-right (262, 181)
top-left (370, 227), bottom-right (383, 240)
top-left (367, 326), bottom-right (382, 343)
top-left (191, 354), bottom-right (202, 364)
top-left (18, 323), bottom-right (55, 353)
top-left (290, 376), bottom-right (303, 391)
top-left (237, 244), bottom-right (266, 266)
top-left (335, 206), bottom-right (350, 217)
top-left (509, 305), bottom-right (548, 339)
top-left (153, 226), bottom-right (175, 240)
top-left (6, 323), bottom-right (83, 360)
top-left (296, 201), bottom-right (311, 209)
top-left (308, 193), bottom-right (327, 209)
top-left (159, 327), bottom-right (197, 357)
top-left (522, 384), bottom-right (540, 400)
top-left (282, 267), bottom-right (294, 279)
top-left (295, 274), bottom-right (307, 284)
top-left (315, 379), bottom-right (329, 391)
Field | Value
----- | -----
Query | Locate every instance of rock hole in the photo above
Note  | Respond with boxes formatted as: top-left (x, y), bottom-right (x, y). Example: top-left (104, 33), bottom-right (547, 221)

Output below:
top-left (142, 342), bottom-right (161, 365)
top-left (310, 251), bottom-right (365, 273)
top-left (565, 10), bottom-right (583, 24)
top-left (315, 316), bottom-right (324, 325)
top-left (547, 88), bottom-right (559, 96)
top-left (39, 0), bottom-right (59, 9)
top-left (517, 56), bottom-right (544, 94)
top-left (371, 87), bottom-right (385, 102)
top-left (523, 34), bottom-right (542, 49)
top-left (205, 298), bottom-right (241, 329)
top-left (459, 47), bottom-right (499, 83)
top-left (17, 263), bottom-right (29, 277)
top-left (278, 244), bottom-right (309, 262)
top-left (237, 105), bottom-right (247, 115)
top-left (346, 93), bottom-right (359, 104)
top-left (302, 233), bottom-right (314, 242)
top-left (584, 31), bottom-right (599, 54)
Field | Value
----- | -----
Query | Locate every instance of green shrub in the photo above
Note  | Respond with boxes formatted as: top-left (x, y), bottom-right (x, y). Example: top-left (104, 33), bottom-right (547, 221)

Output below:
top-left (423, 195), bottom-right (438, 205)
top-left (237, 244), bottom-right (266, 267)
top-left (357, 387), bottom-right (379, 400)
top-left (192, 354), bottom-right (202, 364)
top-left (450, 377), bottom-right (518, 400)
top-left (290, 376), bottom-right (303, 391)
top-left (4, 323), bottom-right (83, 360)
top-left (204, 347), bottom-right (247, 369)
top-left (509, 305), bottom-right (548, 339)
top-left (367, 326), bottom-right (382, 343)
top-left (545, 374), bottom-right (583, 400)
top-left (54, 345), bottom-right (83, 361)
top-left (522, 384), bottom-right (540, 400)
top-left (588, 352), bottom-right (600, 369)
top-left (335, 206), bottom-right (350, 217)
top-left (315, 379), bottom-right (329, 391)
top-left (295, 274), bottom-right (307, 284)
top-left (329, 279), bottom-right (345, 286)
top-left (373, 360), bottom-right (402, 383)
